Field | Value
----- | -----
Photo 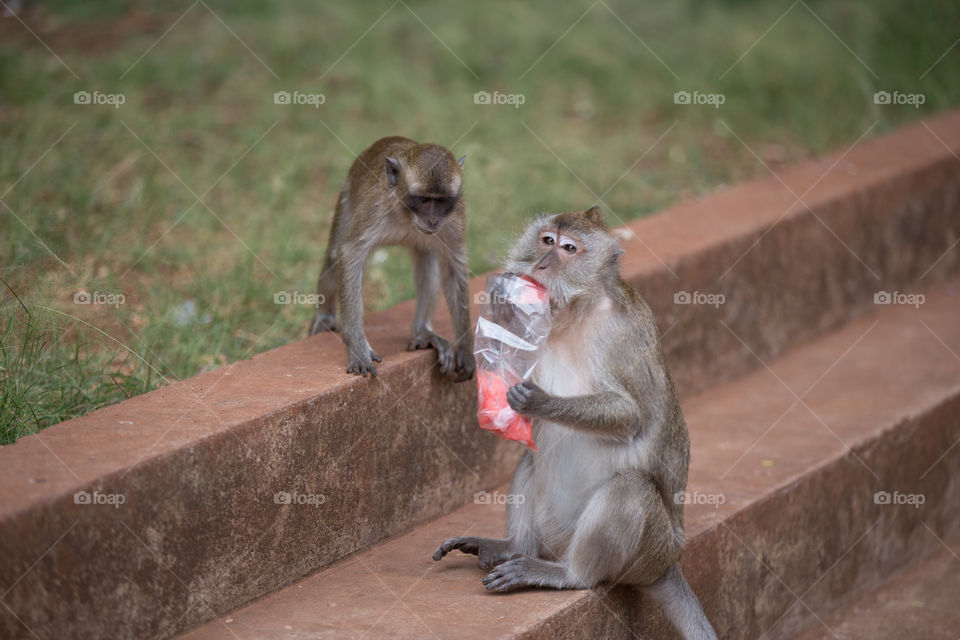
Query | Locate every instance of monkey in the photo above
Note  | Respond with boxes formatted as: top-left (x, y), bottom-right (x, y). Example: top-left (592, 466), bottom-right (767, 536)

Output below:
top-left (433, 207), bottom-right (716, 639)
top-left (308, 136), bottom-right (475, 381)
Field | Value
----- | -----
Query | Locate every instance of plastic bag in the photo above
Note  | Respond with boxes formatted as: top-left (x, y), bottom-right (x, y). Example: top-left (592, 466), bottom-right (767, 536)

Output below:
top-left (474, 273), bottom-right (552, 450)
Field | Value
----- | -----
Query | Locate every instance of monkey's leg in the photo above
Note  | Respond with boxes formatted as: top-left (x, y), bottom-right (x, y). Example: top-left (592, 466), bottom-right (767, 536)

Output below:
top-left (407, 248), bottom-right (454, 374)
top-left (440, 249), bottom-right (476, 382)
top-left (310, 189), bottom-right (350, 335)
top-left (309, 253), bottom-right (339, 335)
top-left (337, 243), bottom-right (381, 377)
top-left (483, 470), bottom-right (675, 593)
top-left (433, 453), bottom-right (537, 570)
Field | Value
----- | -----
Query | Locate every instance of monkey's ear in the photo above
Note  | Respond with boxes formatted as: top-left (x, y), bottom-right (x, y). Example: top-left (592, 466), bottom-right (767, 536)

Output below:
top-left (385, 156), bottom-right (400, 186)
top-left (457, 155), bottom-right (466, 168)
top-left (583, 206), bottom-right (606, 228)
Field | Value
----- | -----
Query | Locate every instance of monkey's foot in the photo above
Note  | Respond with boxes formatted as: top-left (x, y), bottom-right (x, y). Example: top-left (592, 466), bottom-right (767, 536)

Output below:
top-left (481, 555), bottom-right (571, 592)
top-left (433, 536), bottom-right (512, 570)
top-left (309, 313), bottom-right (339, 335)
top-left (346, 349), bottom-right (382, 378)
top-left (407, 332), bottom-right (455, 376)
top-left (451, 347), bottom-right (476, 383)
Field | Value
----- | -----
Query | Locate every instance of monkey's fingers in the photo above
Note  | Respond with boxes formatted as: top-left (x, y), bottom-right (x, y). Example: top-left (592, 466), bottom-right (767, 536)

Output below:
top-left (432, 537), bottom-right (480, 561)
top-left (506, 384), bottom-right (533, 411)
top-left (370, 349), bottom-right (382, 363)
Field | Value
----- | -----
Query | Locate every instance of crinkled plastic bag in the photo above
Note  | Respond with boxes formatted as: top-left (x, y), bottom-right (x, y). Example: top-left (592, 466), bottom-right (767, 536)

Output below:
top-left (474, 273), bottom-right (551, 449)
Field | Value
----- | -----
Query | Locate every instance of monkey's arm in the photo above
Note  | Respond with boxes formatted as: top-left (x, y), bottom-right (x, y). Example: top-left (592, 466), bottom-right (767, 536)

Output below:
top-left (440, 244), bottom-right (476, 382)
top-left (507, 382), bottom-right (639, 439)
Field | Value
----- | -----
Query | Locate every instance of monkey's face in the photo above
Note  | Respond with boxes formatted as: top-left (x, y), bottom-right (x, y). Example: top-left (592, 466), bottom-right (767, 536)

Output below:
top-left (403, 192), bottom-right (460, 234)
top-left (506, 208), bottom-right (623, 308)
top-left (386, 144), bottom-right (463, 235)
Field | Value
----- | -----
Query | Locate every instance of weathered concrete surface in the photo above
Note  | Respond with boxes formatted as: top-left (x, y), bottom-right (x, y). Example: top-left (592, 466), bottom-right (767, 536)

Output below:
top-left (176, 277), bottom-right (960, 640)
top-left (2, 110), bottom-right (960, 639)
top-left (795, 536), bottom-right (960, 640)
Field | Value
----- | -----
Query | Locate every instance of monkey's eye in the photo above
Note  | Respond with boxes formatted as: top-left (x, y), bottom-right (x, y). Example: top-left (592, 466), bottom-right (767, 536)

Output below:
top-left (541, 235), bottom-right (555, 246)
top-left (561, 243), bottom-right (577, 254)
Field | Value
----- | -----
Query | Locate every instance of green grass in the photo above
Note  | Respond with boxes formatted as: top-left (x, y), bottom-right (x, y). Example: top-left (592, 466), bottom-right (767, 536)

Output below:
top-left (2, 0), bottom-right (959, 443)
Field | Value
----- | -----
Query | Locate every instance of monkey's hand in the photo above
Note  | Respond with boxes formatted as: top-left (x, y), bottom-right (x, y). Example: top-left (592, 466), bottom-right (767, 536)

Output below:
top-left (507, 381), bottom-right (551, 417)
top-left (433, 536), bottom-right (513, 570)
top-left (346, 347), bottom-right (382, 378)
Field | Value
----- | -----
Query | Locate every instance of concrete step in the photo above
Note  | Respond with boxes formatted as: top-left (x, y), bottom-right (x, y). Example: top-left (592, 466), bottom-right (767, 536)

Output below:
top-left (4, 110), bottom-right (960, 639)
top-left (794, 537), bottom-right (960, 640)
top-left (175, 277), bottom-right (960, 640)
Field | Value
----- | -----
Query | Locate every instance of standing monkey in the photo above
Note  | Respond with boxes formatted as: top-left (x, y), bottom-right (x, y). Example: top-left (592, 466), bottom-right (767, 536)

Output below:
top-left (434, 208), bottom-right (716, 639)
top-left (309, 136), bottom-right (475, 381)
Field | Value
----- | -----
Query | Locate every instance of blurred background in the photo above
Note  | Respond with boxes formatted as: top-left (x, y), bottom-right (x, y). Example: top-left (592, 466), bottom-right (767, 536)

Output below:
top-left (2, 0), bottom-right (958, 443)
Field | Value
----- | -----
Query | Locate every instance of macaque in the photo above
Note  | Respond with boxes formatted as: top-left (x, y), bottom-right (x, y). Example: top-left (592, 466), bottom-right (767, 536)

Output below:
top-left (434, 208), bottom-right (716, 639)
top-left (309, 136), bottom-right (474, 381)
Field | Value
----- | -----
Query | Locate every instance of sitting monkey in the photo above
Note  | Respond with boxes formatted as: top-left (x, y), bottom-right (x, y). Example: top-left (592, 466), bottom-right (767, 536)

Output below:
top-left (434, 208), bottom-right (716, 640)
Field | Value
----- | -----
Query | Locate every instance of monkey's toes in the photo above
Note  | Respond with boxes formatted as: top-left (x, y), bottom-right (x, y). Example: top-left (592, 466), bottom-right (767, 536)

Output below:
top-left (369, 349), bottom-right (382, 363)
top-left (481, 562), bottom-right (525, 593)
top-left (346, 360), bottom-right (378, 377)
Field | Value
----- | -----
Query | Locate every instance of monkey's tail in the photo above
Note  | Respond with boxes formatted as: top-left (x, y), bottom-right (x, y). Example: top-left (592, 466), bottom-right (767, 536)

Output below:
top-left (640, 564), bottom-right (718, 640)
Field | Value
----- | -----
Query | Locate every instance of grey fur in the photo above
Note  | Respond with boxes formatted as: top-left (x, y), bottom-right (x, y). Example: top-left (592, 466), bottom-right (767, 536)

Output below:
top-left (434, 209), bottom-right (716, 639)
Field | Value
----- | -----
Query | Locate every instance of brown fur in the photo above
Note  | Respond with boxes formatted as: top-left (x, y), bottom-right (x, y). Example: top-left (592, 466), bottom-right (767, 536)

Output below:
top-left (309, 136), bottom-right (474, 381)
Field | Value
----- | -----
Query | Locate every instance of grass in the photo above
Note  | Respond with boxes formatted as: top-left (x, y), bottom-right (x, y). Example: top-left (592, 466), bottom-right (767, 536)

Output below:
top-left (2, 0), bottom-right (959, 443)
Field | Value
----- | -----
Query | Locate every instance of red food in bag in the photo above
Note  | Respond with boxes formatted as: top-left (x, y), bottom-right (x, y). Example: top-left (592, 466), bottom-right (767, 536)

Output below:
top-left (477, 368), bottom-right (536, 450)
top-left (474, 274), bottom-right (551, 450)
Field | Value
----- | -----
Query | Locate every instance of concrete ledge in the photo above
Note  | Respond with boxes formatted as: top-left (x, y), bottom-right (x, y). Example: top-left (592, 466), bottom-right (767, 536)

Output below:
top-left (175, 277), bottom-right (960, 639)
top-left (795, 535), bottom-right (960, 639)
top-left (2, 110), bottom-right (960, 639)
